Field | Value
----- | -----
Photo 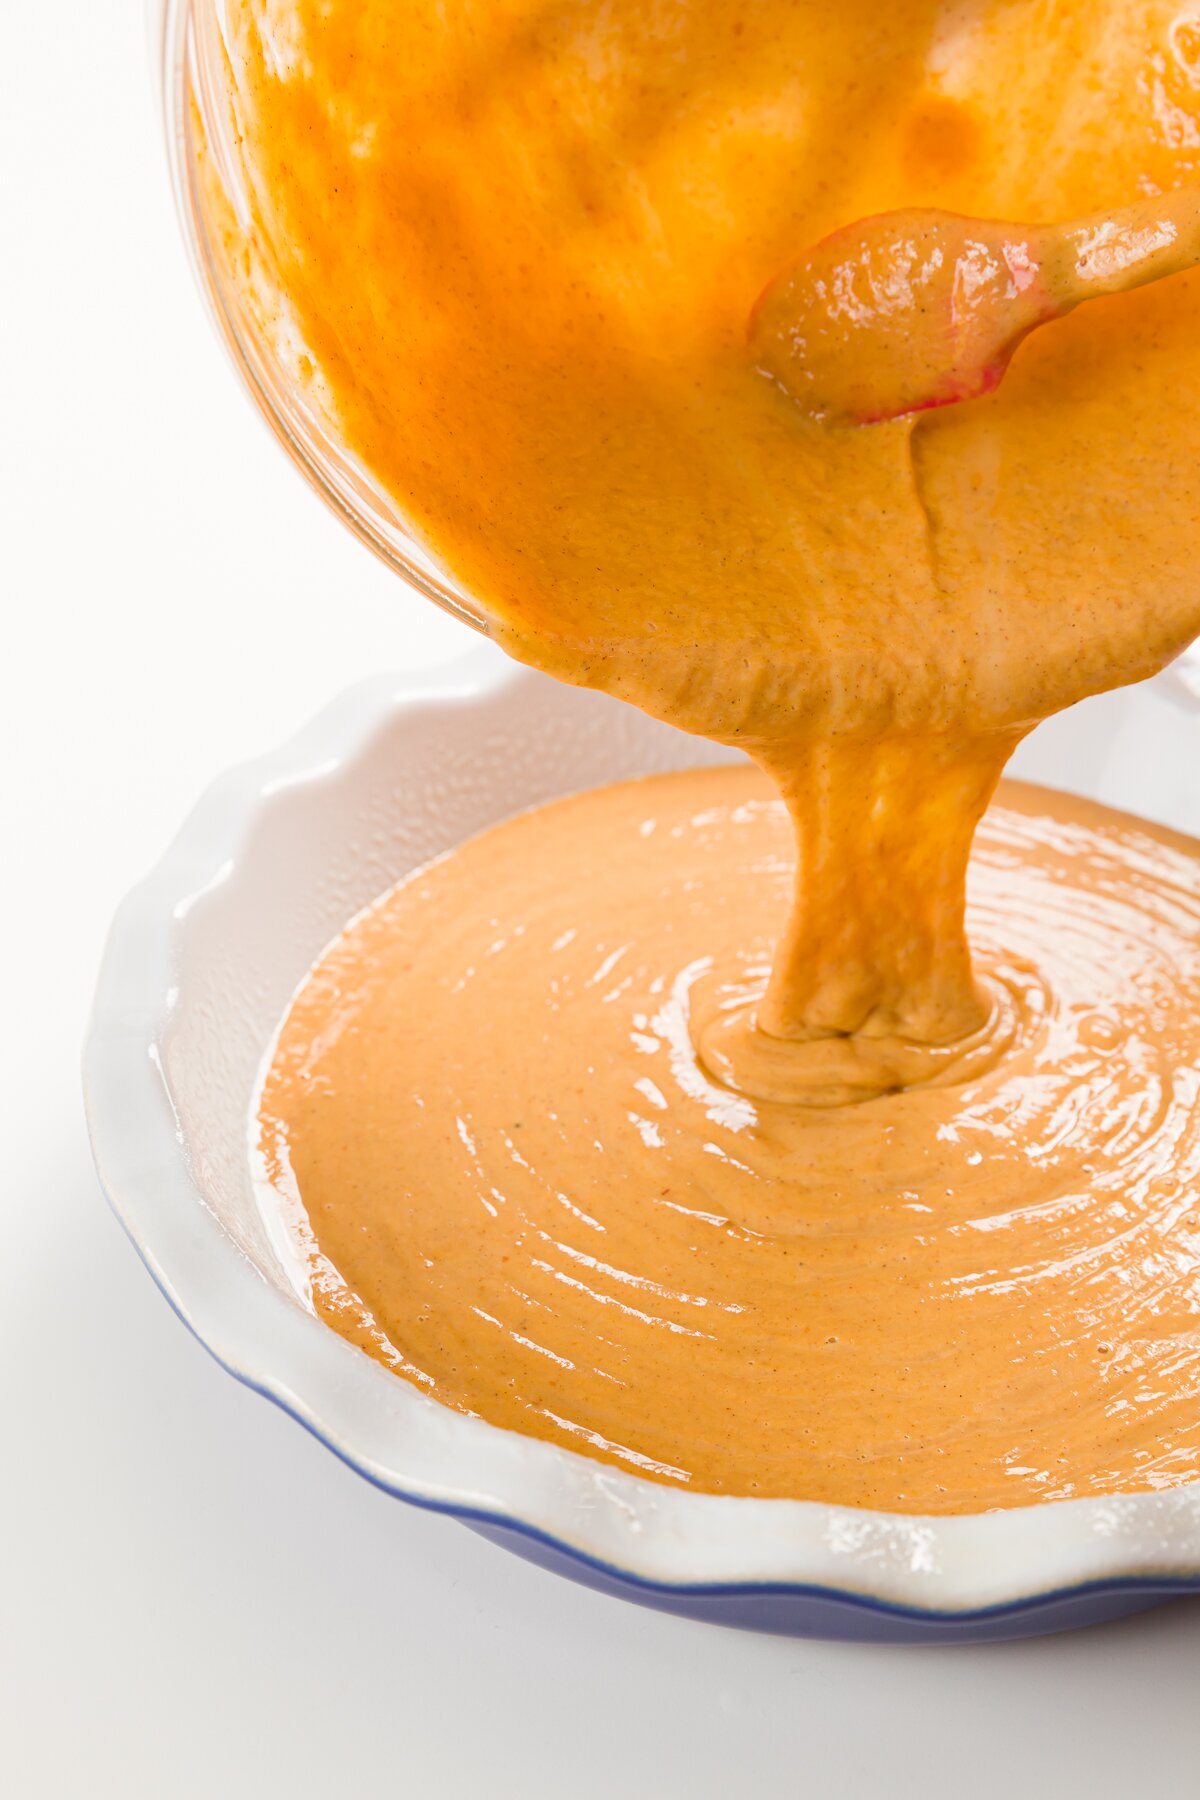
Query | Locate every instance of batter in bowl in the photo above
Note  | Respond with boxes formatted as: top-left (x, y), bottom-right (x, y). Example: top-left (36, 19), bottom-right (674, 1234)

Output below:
top-left (202, 0), bottom-right (1200, 1507)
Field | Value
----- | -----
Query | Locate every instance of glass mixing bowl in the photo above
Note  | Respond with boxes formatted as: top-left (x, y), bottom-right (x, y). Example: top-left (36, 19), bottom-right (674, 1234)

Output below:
top-left (154, 0), bottom-right (1200, 698)
top-left (153, 0), bottom-right (489, 635)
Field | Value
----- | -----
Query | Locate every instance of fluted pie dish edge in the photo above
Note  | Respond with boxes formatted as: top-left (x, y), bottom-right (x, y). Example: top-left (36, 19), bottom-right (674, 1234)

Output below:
top-left (83, 645), bottom-right (1200, 1641)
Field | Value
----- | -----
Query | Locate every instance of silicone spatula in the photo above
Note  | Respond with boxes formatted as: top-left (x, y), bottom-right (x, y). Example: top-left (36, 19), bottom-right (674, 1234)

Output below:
top-left (749, 190), bottom-right (1200, 425)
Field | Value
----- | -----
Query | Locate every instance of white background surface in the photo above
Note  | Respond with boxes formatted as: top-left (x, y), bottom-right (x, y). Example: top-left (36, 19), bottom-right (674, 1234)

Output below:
top-left (4, 7), bottom-right (1199, 1797)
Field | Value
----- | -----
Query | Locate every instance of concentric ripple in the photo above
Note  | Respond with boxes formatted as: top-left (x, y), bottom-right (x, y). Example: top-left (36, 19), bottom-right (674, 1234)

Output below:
top-left (255, 767), bottom-right (1200, 1513)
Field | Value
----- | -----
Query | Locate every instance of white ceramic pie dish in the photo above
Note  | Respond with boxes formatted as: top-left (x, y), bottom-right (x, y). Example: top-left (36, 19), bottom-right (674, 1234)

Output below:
top-left (84, 644), bottom-right (1200, 1642)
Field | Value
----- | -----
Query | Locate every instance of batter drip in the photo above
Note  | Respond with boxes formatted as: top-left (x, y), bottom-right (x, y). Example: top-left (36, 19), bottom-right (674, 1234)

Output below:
top-left (199, 0), bottom-right (1200, 1061)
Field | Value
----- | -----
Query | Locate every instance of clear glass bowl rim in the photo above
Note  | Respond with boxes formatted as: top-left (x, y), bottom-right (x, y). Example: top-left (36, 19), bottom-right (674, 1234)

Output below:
top-left (152, 0), bottom-right (489, 635)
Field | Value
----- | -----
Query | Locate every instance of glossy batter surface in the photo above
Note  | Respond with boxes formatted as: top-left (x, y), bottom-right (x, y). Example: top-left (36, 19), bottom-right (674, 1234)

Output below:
top-left (257, 770), bottom-right (1200, 1512)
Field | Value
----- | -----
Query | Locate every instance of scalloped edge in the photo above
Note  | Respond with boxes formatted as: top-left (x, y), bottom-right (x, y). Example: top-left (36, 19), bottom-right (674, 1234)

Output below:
top-left (83, 648), bottom-right (1200, 1620)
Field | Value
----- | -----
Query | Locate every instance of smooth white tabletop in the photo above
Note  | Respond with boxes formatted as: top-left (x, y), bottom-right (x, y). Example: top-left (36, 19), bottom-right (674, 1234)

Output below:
top-left (5, 8), bottom-right (1199, 1796)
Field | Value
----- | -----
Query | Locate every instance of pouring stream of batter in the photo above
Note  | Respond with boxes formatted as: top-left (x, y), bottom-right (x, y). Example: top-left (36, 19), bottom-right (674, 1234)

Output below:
top-left (194, 1), bottom-right (1200, 1507)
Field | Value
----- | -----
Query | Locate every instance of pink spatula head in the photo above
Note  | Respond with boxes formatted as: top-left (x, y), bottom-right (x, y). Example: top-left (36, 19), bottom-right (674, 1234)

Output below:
top-left (750, 191), bottom-right (1200, 425)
